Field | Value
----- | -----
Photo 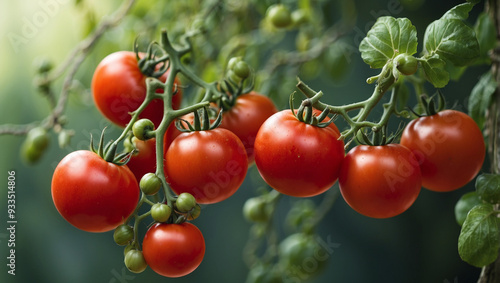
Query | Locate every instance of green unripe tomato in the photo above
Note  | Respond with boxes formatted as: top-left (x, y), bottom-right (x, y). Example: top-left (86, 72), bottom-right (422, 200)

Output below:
top-left (151, 203), bottom-right (172, 223)
top-left (139, 173), bottom-right (161, 195)
top-left (227, 69), bottom-right (242, 84)
top-left (113, 224), bottom-right (134, 246)
top-left (124, 244), bottom-right (135, 257)
top-left (187, 204), bottom-right (202, 220)
top-left (176, 192), bottom-right (197, 213)
top-left (227, 57), bottom-right (242, 70)
top-left (28, 127), bottom-right (50, 150)
top-left (243, 197), bottom-right (269, 223)
top-left (233, 61), bottom-right (250, 79)
top-left (291, 9), bottom-right (309, 26)
top-left (57, 130), bottom-right (73, 149)
top-left (124, 249), bottom-right (147, 273)
top-left (21, 127), bottom-right (50, 164)
top-left (267, 4), bottom-right (292, 28)
top-left (21, 142), bottom-right (43, 164)
top-left (279, 233), bottom-right (329, 280)
top-left (132, 119), bottom-right (155, 141)
top-left (394, 53), bottom-right (418, 76)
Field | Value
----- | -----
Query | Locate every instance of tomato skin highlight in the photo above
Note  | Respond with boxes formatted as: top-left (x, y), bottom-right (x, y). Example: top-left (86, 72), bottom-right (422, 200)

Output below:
top-left (142, 222), bottom-right (205, 278)
top-left (164, 128), bottom-right (248, 204)
top-left (91, 51), bottom-right (182, 128)
top-left (51, 150), bottom-right (140, 232)
top-left (400, 110), bottom-right (485, 192)
top-left (339, 144), bottom-right (421, 219)
top-left (254, 110), bottom-right (344, 197)
top-left (219, 92), bottom-right (278, 164)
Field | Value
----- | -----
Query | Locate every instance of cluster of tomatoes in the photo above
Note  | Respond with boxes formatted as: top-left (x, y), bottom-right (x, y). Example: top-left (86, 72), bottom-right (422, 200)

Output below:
top-left (339, 109), bottom-right (485, 218)
top-left (50, 49), bottom-right (486, 278)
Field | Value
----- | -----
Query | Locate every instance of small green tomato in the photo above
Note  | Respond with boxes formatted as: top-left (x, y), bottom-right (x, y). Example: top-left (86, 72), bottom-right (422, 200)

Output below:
top-left (113, 224), bottom-right (134, 246)
top-left (139, 173), bottom-right (162, 195)
top-left (132, 119), bottom-right (155, 141)
top-left (21, 127), bottom-right (50, 164)
top-left (233, 61), bottom-right (250, 79)
top-left (124, 249), bottom-right (147, 273)
top-left (267, 4), bottom-right (292, 28)
top-left (176, 193), bottom-right (197, 213)
top-left (151, 203), bottom-right (172, 223)
top-left (187, 204), bottom-right (202, 220)
top-left (395, 53), bottom-right (418, 76)
top-left (243, 197), bottom-right (269, 223)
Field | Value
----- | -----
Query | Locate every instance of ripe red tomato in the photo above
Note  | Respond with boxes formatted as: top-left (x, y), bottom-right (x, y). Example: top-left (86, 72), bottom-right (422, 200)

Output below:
top-left (254, 109), bottom-right (344, 197)
top-left (164, 128), bottom-right (248, 204)
top-left (400, 110), bottom-right (485, 192)
top-left (51, 150), bottom-right (140, 232)
top-left (338, 144), bottom-right (421, 218)
top-left (164, 113), bottom-right (196, 150)
top-left (219, 92), bottom-right (278, 164)
top-left (91, 51), bottom-right (182, 128)
top-left (142, 222), bottom-right (205, 278)
top-left (126, 138), bottom-right (157, 181)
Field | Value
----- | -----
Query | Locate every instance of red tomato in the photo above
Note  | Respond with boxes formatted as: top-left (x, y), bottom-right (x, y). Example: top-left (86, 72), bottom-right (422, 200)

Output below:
top-left (126, 138), bottom-right (157, 181)
top-left (219, 92), bottom-right (278, 164)
top-left (164, 113), bottom-right (196, 151)
top-left (254, 109), bottom-right (344, 197)
top-left (164, 128), bottom-right (248, 204)
top-left (339, 144), bottom-right (421, 218)
top-left (91, 51), bottom-right (182, 128)
top-left (400, 110), bottom-right (485, 192)
top-left (51, 150), bottom-right (139, 232)
top-left (142, 222), bottom-right (205, 278)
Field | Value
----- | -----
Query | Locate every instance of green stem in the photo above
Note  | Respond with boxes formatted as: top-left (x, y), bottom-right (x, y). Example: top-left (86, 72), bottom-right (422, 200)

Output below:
top-left (303, 186), bottom-right (340, 234)
top-left (296, 65), bottom-right (396, 145)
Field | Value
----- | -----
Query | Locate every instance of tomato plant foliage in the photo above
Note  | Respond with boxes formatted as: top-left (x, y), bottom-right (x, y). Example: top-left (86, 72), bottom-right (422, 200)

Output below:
top-left (9, 0), bottom-right (499, 281)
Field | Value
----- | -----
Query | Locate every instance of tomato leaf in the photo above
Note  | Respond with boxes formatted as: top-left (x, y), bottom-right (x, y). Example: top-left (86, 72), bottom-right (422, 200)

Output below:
top-left (475, 12), bottom-right (496, 62)
top-left (420, 55), bottom-right (449, 88)
top-left (476, 173), bottom-right (500, 204)
top-left (468, 71), bottom-right (496, 129)
top-left (455, 191), bottom-right (482, 226)
top-left (441, 2), bottom-right (475, 21)
top-left (359, 17), bottom-right (418, 69)
top-left (423, 2), bottom-right (480, 67)
top-left (458, 203), bottom-right (500, 267)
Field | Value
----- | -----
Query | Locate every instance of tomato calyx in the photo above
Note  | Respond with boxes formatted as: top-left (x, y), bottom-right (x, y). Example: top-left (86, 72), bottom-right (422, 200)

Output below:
top-left (175, 106), bottom-right (222, 132)
top-left (134, 40), bottom-right (170, 78)
top-left (90, 128), bottom-right (135, 165)
top-left (410, 90), bottom-right (446, 117)
top-left (355, 123), bottom-right (402, 146)
top-left (216, 57), bottom-right (255, 112)
top-left (290, 92), bottom-right (335, 128)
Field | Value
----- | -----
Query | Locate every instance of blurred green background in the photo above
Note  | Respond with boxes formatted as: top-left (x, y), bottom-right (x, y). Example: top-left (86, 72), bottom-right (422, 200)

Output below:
top-left (0, 0), bottom-right (490, 282)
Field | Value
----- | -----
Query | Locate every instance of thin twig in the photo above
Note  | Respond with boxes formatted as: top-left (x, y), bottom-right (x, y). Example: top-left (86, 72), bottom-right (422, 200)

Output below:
top-left (0, 0), bottom-right (136, 136)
